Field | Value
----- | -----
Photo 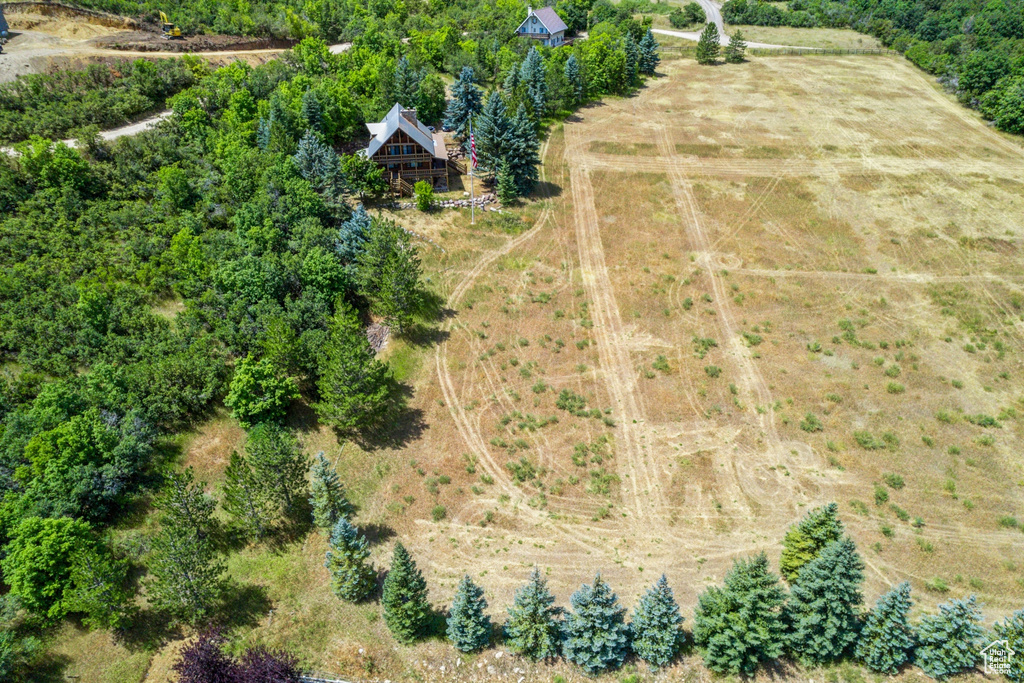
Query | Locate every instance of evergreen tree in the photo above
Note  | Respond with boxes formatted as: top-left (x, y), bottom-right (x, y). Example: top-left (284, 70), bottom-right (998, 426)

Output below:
top-left (474, 91), bottom-right (512, 175)
top-left (914, 596), bottom-right (985, 680)
top-left (520, 47), bottom-right (547, 118)
top-left (725, 30), bottom-right (747, 63)
top-left (780, 502), bottom-right (844, 582)
top-left (382, 542), bottom-right (431, 644)
top-left (624, 34), bottom-right (639, 86)
top-left (993, 609), bottom-right (1024, 683)
top-left (222, 451), bottom-right (275, 541)
top-left (696, 23), bottom-right (721, 65)
top-left (309, 452), bottom-right (354, 530)
top-left (443, 67), bottom-right (483, 142)
top-left (146, 517), bottom-right (226, 624)
top-left (325, 518), bottom-right (375, 602)
top-left (855, 581), bottom-right (916, 675)
top-left (786, 537), bottom-right (864, 665)
top-left (155, 467), bottom-right (216, 542)
top-left (563, 573), bottom-right (630, 675)
top-left (336, 203), bottom-right (371, 264)
top-left (504, 568), bottom-right (563, 661)
top-left (447, 575), bottom-right (491, 652)
top-left (293, 130), bottom-right (340, 189)
top-left (496, 159), bottom-right (518, 204)
top-left (630, 575), bottom-right (684, 669)
top-left (639, 30), bottom-right (660, 75)
top-left (314, 302), bottom-right (392, 434)
top-left (245, 423), bottom-right (308, 514)
top-left (693, 553), bottom-right (786, 675)
top-left (356, 218), bottom-right (422, 333)
top-left (64, 545), bottom-right (133, 630)
top-left (506, 104), bottom-right (541, 197)
top-left (300, 90), bottom-right (324, 132)
top-left (394, 56), bottom-right (423, 107)
top-left (564, 54), bottom-right (585, 105)
top-left (504, 62), bottom-right (522, 96)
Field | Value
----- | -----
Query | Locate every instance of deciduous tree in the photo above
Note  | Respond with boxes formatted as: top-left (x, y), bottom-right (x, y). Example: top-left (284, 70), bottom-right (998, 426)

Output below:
top-left (224, 355), bottom-right (299, 428)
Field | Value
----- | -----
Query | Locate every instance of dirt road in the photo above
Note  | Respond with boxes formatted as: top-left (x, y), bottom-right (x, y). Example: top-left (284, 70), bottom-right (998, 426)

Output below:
top-left (652, 27), bottom-right (806, 48)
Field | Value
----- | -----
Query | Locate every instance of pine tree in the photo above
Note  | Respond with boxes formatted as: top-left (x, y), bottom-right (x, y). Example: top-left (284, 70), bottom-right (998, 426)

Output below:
top-left (64, 545), bottom-right (133, 630)
top-left (447, 575), bottom-right (491, 652)
top-left (504, 62), bottom-right (522, 95)
top-left (993, 609), bottom-right (1024, 683)
top-left (245, 422), bottom-right (308, 514)
top-left (382, 542), bottom-right (431, 644)
top-left (564, 54), bottom-right (585, 106)
top-left (855, 581), bottom-right (916, 675)
top-left (624, 34), bottom-right (639, 86)
top-left (443, 66), bottom-right (483, 142)
top-left (693, 553), bottom-right (787, 675)
top-left (630, 575), bottom-right (684, 669)
top-left (914, 596), bottom-right (985, 680)
top-left (504, 568), bottom-right (564, 661)
top-left (356, 218), bottom-right (422, 333)
top-left (293, 130), bottom-right (340, 189)
top-left (155, 467), bottom-right (216, 542)
top-left (506, 104), bottom-right (540, 197)
top-left (146, 518), bottom-right (226, 624)
top-left (222, 451), bottom-right (276, 541)
top-left (695, 23), bottom-right (721, 65)
top-left (314, 301), bottom-right (392, 433)
top-left (394, 56), bottom-right (423, 107)
top-left (309, 452), bottom-right (354, 530)
top-left (520, 47), bottom-right (547, 118)
top-left (474, 91), bottom-right (512, 175)
top-left (639, 30), bottom-right (660, 75)
top-left (563, 573), bottom-right (630, 675)
top-left (335, 203), bottom-right (371, 264)
top-left (786, 537), bottom-right (864, 665)
top-left (725, 30), bottom-right (747, 63)
top-left (496, 159), bottom-right (518, 204)
top-left (325, 518), bottom-right (375, 602)
top-left (300, 90), bottom-right (324, 132)
top-left (780, 502), bottom-right (844, 582)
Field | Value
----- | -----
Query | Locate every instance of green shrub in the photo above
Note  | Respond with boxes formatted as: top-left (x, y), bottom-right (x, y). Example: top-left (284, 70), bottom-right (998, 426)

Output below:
top-left (799, 413), bottom-right (824, 433)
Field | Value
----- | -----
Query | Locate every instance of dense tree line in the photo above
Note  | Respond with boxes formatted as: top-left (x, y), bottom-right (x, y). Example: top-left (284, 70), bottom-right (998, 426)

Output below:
top-left (721, 0), bottom-right (1024, 134)
top-left (339, 504), bottom-right (1022, 680)
top-left (0, 59), bottom-right (198, 144)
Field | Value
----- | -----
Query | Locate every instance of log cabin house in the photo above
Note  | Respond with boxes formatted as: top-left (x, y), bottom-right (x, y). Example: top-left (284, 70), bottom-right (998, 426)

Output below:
top-left (363, 103), bottom-right (451, 196)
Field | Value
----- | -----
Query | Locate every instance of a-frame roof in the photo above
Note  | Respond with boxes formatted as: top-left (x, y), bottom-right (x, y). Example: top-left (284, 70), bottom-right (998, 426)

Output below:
top-left (517, 6), bottom-right (567, 34)
top-left (365, 103), bottom-right (440, 158)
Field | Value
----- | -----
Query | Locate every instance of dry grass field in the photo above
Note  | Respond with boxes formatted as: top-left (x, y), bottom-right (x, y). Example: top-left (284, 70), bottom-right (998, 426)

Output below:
top-left (54, 54), bottom-right (1024, 682)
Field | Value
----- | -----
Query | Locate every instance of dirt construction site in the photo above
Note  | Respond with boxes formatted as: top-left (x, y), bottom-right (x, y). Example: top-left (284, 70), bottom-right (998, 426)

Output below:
top-left (39, 47), bottom-right (1024, 683)
top-left (0, 2), bottom-right (293, 82)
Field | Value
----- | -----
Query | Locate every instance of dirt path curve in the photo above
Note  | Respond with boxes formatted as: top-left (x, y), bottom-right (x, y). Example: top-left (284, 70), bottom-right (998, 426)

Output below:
top-left (0, 109), bottom-right (171, 155)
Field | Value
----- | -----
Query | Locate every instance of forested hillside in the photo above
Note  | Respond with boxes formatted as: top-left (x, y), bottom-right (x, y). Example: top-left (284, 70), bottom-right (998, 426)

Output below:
top-left (722, 0), bottom-right (1024, 134)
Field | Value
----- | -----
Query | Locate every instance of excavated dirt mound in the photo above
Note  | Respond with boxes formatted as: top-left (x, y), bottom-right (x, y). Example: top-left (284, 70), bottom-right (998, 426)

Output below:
top-left (8, 12), bottom-right (124, 38)
top-left (93, 30), bottom-right (296, 53)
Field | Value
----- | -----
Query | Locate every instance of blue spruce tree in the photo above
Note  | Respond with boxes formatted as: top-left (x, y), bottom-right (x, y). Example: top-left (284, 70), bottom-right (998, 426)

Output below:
top-left (443, 66), bottom-right (483, 142)
top-left (855, 581), bottom-right (916, 675)
top-left (293, 130), bottom-right (339, 188)
top-left (381, 542), bottom-right (431, 644)
top-left (519, 47), bottom-right (547, 118)
top-left (504, 568), bottom-right (563, 661)
top-left (563, 573), bottom-right (630, 675)
top-left (309, 452), bottom-right (354, 530)
top-left (780, 502), bottom-right (844, 582)
top-left (630, 575), bottom-right (684, 669)
top-left (301, 89), bottom-right (324, 132)
top-left (335, 204), bottom-right (372, 265)
top-left (325, 518), bottom-right (374, 602)
top-left (786, 537), bottom-right (864, 665)
top-left (639, 30), bottom-right (660, 75)
top-left (624, 34), bottom-right (639, 86)
top-left (474, 91), bottom-right (512, 175)
top-left (993, 609), bottom-right (1024, 682)
top-left (693, 553), bottom-right (787, 675)
top-left (564, 54), bottom-right (585, 106)
top-left (915, 596), bottom-right (985, 680)
top-left (506, 104), bottom-right (540, 197)
top-left (446, 575), bottom-right (491, 652)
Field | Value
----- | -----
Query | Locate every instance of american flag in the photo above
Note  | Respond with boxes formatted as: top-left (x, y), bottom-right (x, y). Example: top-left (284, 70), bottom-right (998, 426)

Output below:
top-left (470, 133), bottom-right (477, 169)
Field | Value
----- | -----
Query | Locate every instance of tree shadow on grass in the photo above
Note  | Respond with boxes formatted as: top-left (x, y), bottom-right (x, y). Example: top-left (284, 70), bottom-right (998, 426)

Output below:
top-left (360, 521), bottom-right (396, 547)
top-left (215, 582), bottom-right (273, 632)
top-left (353, 380), bottom-right (426, 451)
top-left (116, 607), bottom-right (183, 653)
top-left (24, 651), bottom-right (71, 683)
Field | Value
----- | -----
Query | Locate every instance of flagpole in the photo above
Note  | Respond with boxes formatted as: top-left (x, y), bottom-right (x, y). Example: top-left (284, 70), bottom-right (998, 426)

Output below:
top-left (469, 118), bottom-right (475, 226)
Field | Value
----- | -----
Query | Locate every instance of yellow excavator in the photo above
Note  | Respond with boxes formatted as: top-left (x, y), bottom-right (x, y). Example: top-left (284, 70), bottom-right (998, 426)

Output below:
top-left (159, 11), bottom-right (184, 39)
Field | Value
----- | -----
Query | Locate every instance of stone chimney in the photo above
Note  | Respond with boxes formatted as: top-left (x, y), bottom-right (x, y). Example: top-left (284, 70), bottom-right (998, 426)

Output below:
top-left (400, 108), bottom-right (418, 125)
